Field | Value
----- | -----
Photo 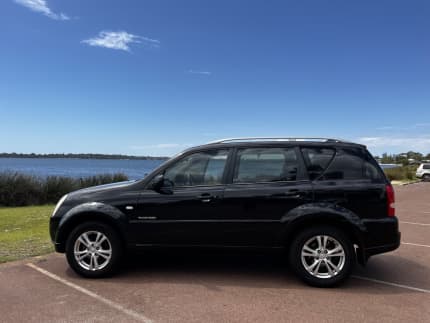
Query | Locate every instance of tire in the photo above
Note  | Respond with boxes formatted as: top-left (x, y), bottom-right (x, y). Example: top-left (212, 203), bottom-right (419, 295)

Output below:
top-left (289, 226), bottom-right (355, 287)
top-left (423, 174), bottom-right (430, 182)
top-left (65, 222), bottom-right (123, 278)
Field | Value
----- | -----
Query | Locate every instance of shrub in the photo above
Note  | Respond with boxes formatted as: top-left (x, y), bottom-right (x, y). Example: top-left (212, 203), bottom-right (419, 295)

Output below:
top-left (383, 166), bottom-right (417, 181)
top-left (0, 172), bottom-right (129, 207)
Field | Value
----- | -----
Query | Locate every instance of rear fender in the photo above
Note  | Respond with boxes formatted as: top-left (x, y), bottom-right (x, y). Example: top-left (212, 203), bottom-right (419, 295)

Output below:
top-left (281, 202), bottom-right (367, 265)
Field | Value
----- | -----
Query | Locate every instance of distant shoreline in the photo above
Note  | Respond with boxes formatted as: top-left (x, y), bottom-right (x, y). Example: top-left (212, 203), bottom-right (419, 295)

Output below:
top-left (0, 153), bottom-right (169, 160)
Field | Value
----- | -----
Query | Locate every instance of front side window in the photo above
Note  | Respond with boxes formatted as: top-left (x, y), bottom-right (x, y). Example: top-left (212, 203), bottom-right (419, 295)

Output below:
top-left (164, 150), bottom-right (228, 187)
top-left (233, 147), bottom-right (298, 183)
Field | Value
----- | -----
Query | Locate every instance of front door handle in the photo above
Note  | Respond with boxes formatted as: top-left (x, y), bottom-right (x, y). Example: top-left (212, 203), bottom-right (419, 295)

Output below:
top-left (270, 190), bottom-right (303, 199)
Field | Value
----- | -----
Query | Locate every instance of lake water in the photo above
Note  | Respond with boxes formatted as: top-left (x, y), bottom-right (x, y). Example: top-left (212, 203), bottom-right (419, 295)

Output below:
top-left (0, 158), bottom-right (166, 180)
top-left (0, 158), bottom-right (399, 180)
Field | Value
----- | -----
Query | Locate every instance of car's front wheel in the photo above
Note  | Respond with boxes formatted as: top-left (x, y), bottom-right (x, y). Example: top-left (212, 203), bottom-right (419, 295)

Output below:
top-left (65, 222), bottom-right (122, 278)
top-left (289, 226), bottom-right (355, 287)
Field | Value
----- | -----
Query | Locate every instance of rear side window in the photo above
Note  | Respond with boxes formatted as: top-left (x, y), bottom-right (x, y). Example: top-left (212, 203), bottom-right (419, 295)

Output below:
top-left (302, 147), bottom-right (383, 181)
top-left (233, 147), bottom-right (298, 183)
top-left (423, 164), bottom-right (430, 170)
top-left (301, 148), bottom-right (335, 180)
top-left (363, 153), bottom-right (385, 182)
top-left (321, 148), bottom-right (364, 180)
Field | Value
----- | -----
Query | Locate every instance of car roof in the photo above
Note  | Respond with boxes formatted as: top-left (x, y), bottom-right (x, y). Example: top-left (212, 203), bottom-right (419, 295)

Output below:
top-left (183, 137), bottom-right (366, 153)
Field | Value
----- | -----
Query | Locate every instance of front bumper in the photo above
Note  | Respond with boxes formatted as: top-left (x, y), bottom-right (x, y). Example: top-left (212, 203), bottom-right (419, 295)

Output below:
top-left (49, 216), bottom-right (66, 253)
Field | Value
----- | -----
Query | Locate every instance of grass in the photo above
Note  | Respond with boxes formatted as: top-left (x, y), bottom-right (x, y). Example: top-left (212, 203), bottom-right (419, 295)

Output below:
top-left (0, 205), bottom-right (54, 263)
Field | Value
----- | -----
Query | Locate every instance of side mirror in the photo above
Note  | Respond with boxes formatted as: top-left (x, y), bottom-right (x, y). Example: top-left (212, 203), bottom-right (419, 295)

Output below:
top-left (150, 174), bottom-right (174, 195)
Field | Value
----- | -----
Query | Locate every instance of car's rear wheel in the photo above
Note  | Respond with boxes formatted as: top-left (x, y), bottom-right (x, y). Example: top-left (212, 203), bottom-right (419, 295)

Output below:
top-left (289, 226), bottom-right (354, 287)
top-left (423, 174), bottom-right (430, 182)
top-left (66, 222), bottom-right (122, 278)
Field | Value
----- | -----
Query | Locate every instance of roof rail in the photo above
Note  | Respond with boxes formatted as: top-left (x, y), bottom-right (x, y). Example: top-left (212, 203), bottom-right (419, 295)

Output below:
top-left (207, 137), bottom-right (352, 144)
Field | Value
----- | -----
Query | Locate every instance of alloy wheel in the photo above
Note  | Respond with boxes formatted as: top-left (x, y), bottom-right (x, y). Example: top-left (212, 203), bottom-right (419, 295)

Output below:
top-left (300, 235), bottom-right (346, 279)
top-left (73, 231), bottom-right (112, 271)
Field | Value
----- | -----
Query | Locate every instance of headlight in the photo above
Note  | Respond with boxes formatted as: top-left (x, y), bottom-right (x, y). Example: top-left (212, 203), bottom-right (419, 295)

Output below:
top-left (52, 194), bottom-right (68, 217)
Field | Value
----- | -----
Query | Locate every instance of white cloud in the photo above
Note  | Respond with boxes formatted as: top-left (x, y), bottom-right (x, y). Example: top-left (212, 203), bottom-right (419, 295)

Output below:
top-left (130, 143), bottom-right (192, 150)
top-left (82, 31), bottom-right (160, 52)
top-left (376, 123), bottom-right (430, 131)
top-left (375, 126), bottom-right (394, 130)
top-left (14, 0), bottom-right (70, 20)
top-left (188, 70), bottom-right (212, 75)
top-left (357, 136), bottom-right (430, 153)
top-left (415, 123), bottom-right (430, 127)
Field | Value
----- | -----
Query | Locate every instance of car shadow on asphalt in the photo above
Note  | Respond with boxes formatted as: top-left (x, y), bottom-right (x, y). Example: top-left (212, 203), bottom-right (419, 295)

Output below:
top-left (63, 248), bottom-right (429, 295)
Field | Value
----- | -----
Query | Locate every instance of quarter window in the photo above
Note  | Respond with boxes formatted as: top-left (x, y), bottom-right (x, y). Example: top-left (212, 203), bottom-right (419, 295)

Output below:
top-left (321, 148), bottom-right (364, 180)
top-left (164, 150), bottom-right (228, 187)
top-left (301, 148), bottom-right (335, 180)
top-left (233, 148), bottom-right (298, 183)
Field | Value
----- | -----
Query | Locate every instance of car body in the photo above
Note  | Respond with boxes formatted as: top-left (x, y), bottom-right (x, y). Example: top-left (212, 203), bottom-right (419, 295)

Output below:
top-left (416, 163), bottom-right (430, 181)
top-left (50, 138), bottom-right (400, 287)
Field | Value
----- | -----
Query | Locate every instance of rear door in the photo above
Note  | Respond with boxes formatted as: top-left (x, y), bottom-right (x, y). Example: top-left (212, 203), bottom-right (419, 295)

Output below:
top-left (222, 146), bottom-right (313, 246)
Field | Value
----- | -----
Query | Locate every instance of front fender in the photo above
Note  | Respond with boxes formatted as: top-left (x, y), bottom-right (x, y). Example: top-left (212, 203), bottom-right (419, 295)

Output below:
top-left (55, 202), bottom-right (128, 250)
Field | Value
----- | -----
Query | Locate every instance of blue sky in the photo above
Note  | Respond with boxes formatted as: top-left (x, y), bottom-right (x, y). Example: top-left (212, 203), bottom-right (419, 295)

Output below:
top-left (1, 0), bottom-right (429, 156)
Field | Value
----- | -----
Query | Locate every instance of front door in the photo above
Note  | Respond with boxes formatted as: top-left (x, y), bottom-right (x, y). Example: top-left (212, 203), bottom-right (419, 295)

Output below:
top-left (131, 149), bottom-right (231, 246)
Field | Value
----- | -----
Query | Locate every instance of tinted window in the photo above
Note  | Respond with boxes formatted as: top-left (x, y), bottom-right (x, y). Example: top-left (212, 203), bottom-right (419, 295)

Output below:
top-left (164, 150), bottom-right (228, 187)
top-left (321, 148), bottom-right (364, 180)
top-left (423, 164), bottom-right (430, 170)
top-left (364, 154), bottom-right (385, 181)
top-left (301, 148), bottom-right (335, 180)
top-left (233, 148), bottom-right (298, 183)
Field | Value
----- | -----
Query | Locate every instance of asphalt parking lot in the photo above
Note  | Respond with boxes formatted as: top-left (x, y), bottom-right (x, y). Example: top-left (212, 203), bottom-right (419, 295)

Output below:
top-left (1, 183), bottom-right (429, 323)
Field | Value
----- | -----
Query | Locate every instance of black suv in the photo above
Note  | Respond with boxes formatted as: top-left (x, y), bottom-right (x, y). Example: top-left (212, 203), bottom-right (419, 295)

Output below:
top-left (50, 138), bottom-right (400, 287)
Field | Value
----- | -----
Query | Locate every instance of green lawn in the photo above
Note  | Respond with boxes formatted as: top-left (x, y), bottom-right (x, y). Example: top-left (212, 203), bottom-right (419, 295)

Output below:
top-left (0, 205), bottom-right (54, 263)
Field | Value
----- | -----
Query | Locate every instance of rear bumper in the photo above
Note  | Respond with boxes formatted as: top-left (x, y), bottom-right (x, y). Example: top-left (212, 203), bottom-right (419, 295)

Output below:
top-left (364, 233), bottom-right (401, 258)
top-left (362, 216), bottom-right (401, 259)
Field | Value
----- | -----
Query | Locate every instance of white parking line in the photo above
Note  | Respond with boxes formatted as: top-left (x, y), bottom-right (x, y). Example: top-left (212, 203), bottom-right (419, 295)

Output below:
top-left (352, 275), bottom-right (430, 294)
top-left (400, 221), bottom-right (430, 226)
top-left (26, 263), bottom-right (153, 323)
top-left (402, 242), bottom-right (430, 248)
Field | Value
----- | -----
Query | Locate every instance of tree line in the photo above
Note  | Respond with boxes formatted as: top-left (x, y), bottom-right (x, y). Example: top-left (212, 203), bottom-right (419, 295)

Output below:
top-left (375, 151), bottom-right (430, 165)
top-left (0, 153), bottom-right (168, 160)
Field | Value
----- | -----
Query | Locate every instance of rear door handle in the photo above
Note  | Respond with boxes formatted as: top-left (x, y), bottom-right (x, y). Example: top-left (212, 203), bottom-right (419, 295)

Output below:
top-left (199, 193), bottom-right (215, 203)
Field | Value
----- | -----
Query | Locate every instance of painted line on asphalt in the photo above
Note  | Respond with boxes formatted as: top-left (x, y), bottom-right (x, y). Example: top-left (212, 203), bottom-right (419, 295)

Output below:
top-left (402, 242), bottom-right (430, 248)
top-left (352, 276), bottom-right (430, 294)
top-left (400, 221), bottom-right (430, 226)
top-left (26, 263), bottom-right (153, 323)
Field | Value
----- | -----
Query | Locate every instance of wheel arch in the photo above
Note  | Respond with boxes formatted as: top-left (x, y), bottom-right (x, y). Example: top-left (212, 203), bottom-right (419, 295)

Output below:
top-left (282, 205), bottom-right (367, 265)
top-left (55, 203), bottom-right (127, 252)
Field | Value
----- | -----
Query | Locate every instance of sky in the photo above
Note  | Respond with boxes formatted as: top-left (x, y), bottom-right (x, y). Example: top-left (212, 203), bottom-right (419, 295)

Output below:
top-left (1, 0), bottom-right (429, 156)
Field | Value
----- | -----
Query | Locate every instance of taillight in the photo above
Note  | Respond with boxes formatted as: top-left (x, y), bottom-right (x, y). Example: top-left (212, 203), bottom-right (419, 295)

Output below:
top-left (386, 184), bottom-right (395, 217)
